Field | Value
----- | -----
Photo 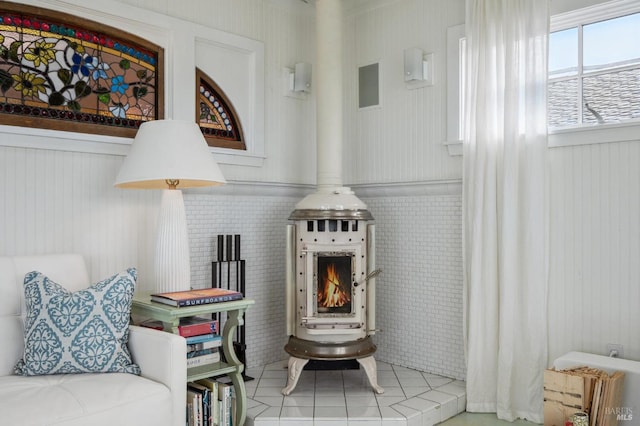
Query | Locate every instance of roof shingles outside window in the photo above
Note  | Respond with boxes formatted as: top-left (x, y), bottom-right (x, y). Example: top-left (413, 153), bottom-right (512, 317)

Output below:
top-left (548, 68), bottom-right (640, 128)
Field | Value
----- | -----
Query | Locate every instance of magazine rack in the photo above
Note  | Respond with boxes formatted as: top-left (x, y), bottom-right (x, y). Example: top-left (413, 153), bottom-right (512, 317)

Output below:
top-left (131, 297), bottom-right (254, 426)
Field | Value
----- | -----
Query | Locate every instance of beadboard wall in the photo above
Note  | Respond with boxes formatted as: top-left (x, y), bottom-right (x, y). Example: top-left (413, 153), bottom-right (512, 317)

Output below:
top-left (342, 0), bottom-right (465, 184)
top-left (0, 146), bottom-right (159, 294)
top-left (547, 139), bottom-right (640, 363)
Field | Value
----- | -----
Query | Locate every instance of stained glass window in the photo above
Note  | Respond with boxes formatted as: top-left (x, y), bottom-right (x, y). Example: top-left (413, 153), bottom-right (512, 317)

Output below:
top-left (0, 2), bottom-right (163, 138)
top-left (196, 68), bottom-right (245, 150)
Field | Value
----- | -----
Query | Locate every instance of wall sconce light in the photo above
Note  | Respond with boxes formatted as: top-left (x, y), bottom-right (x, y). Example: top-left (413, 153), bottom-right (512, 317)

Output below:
top-left (404, 47), bottom-right (434, 89)
top-left (284, 62), bottom-right (312, 98)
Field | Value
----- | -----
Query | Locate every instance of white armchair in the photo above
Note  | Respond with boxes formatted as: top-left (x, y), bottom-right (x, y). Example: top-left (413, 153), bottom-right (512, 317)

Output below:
top-left (0, 254), bottom-right (186, 426)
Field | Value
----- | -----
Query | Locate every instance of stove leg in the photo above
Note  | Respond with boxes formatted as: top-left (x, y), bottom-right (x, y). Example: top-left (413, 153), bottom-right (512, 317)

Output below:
top-left (281, 356), bottom-right (309, 396)
top-left (357, 356), bottom-right (384, 394)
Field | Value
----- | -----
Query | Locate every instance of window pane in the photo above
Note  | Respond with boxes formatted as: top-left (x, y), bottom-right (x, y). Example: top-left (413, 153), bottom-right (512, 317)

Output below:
top-left (583, 13), bottom-right (640, 72)
top-left (582, 68), bottom-right (640, 124)
top-left (548, 78), bottom-right (579, 127)
top-left (549, 27), bottom-right (578, 78)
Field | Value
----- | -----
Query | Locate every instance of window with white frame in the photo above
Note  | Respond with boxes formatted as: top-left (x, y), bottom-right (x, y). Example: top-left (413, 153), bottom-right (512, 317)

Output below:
top-left (445, 1), bottom-right (640, 153)
top-left (549, 6), bottom-right (640, 129)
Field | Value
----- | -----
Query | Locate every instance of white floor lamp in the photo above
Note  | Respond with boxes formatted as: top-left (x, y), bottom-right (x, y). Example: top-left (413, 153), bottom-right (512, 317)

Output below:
top-left (114, 119), bottom-right (226, 293)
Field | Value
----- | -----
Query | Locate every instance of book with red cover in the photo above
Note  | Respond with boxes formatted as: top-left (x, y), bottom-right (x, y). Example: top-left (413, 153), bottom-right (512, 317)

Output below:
top-left (150, 287), bottom-right (243, 307)
top-left (138, 317), bottom-right (219, 338)
top-left (178, 316), bottom-right (219, 337)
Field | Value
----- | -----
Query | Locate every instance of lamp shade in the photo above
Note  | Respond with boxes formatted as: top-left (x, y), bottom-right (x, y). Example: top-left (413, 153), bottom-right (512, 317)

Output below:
top-left (114, 119), bottom-right (226, 189)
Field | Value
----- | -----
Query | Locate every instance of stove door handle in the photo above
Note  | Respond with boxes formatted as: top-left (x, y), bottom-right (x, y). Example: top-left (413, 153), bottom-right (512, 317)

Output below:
top-left (354, 268), bottom-right (382, 287)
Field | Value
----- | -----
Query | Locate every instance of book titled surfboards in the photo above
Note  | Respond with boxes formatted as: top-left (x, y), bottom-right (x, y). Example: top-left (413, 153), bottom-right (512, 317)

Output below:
top-left (150, 288), bottom-right (243, 307)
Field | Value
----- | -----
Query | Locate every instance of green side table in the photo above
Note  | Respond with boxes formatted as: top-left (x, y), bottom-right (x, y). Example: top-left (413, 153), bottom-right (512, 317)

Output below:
top-left (132, 296), bottom-right (255, 426)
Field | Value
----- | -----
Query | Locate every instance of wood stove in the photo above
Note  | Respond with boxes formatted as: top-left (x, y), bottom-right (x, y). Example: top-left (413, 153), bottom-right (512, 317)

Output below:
top-left (282, 190), bottom-right (383, 395)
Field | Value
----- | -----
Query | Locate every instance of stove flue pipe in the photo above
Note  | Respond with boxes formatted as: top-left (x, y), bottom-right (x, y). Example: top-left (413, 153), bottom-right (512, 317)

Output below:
top-left (316, 0), bottom-right (343, 190)
top-left (295, 0), bottom-right (367, 211)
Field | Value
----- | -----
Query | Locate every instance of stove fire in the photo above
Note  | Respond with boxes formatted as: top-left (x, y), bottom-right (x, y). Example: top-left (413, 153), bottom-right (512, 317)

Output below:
top-left (318, 256), bottom-right (351, 312)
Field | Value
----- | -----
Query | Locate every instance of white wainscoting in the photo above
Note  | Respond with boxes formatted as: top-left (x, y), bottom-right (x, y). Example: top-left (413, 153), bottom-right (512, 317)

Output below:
top-left (0, 145), bottom-right (158, 293)
top-left (548, 140), bottom-right (640, 363)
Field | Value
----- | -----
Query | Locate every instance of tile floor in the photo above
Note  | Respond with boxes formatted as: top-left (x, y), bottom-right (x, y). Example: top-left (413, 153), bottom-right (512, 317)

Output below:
top-left (244, 359), bottom-right (466, 426)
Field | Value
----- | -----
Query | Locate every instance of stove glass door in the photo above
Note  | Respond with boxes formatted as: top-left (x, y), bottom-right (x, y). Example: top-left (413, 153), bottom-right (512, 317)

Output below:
top-left (315, 252), bottom-right (353, 316)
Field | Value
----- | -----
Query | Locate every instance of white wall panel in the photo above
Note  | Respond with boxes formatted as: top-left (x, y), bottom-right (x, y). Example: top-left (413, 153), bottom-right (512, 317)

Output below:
top-left (548, 140), bottom-right (640, 363)
top-left (0, 140), bottom-right (311, 369)
top-left (0, 146), bottom-right (158, 294)
top-left (343, 0), bottom-right (465, 185)
top-left (255, 0), bottom-right (316, 184)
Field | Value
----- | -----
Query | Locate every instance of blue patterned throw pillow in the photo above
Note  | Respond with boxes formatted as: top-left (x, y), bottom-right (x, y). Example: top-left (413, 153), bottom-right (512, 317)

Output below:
top-left (14, 269), bottom-right (141, 376)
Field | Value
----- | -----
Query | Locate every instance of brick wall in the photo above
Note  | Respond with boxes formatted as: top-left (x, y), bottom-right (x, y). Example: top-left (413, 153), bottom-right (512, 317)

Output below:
top-left (183, 186), bottom-right (466, 380)
top-left (363, 194), bottom-right (465, 380)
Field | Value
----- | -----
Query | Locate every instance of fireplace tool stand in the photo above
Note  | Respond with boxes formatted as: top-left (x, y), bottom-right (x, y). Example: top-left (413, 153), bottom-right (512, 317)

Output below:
top-left (212, 234), bottom-right (253, 381)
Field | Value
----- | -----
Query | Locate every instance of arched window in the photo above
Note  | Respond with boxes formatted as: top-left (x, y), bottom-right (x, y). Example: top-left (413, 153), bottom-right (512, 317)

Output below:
top-left (196, 68), bottom-right (245, 150)
top-left (0, 2), bottom-right (163, 138)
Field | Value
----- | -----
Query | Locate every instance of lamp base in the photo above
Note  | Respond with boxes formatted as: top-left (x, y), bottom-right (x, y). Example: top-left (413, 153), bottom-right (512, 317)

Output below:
top-left (154, 189), bottom-right (191, 293)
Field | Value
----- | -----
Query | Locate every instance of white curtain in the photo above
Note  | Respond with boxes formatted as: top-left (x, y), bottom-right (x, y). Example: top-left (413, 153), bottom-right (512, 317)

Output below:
top-left (462, 0), bottom-right (549, 422)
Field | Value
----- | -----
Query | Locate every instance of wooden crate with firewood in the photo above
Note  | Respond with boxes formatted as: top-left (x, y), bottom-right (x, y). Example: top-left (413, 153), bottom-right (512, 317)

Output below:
top-left (544, 366), bottom-right (625, 426)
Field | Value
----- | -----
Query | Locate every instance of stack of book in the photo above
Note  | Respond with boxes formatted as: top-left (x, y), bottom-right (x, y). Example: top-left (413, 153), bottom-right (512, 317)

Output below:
top-left (182, 316), bottom-right (222, 368)
top-left (187, 377), bottom-right (235, 426)
top-left (139, 316), bottom-right (222, 368)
